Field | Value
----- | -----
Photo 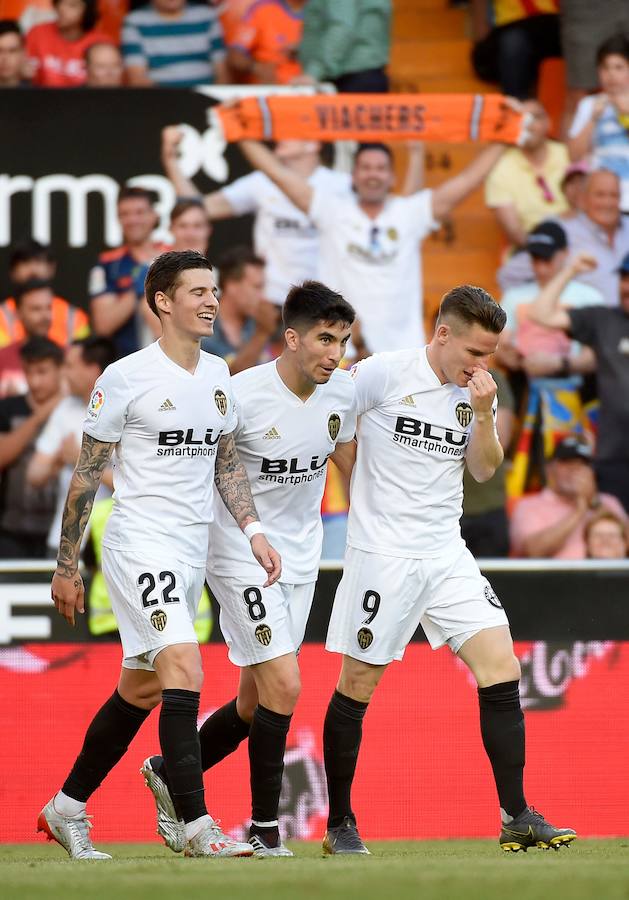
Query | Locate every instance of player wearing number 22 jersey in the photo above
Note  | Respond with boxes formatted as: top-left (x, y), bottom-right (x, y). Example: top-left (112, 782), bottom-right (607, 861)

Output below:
top-left (142, 281), bottom-right (357, 858)
top-left (40, 251), bottom-right (281, 861)
top-left (323, 285), bottom-right (576, 856)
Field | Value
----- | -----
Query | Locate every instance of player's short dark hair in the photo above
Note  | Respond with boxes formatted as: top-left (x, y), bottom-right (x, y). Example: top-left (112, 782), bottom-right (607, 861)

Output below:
top-left (282, 281), bottom-right (355, 333)
top-left (437, 284), bottom-right (506, 335)
top-left (353, 142), bottom-right (394, 167)
top-left (9, 240), bottom-right (55, 271)
top-left (13, 278), bottom-right (53, 305)
top-left (596, 34), bottom-right (629, 66)
top-left (0, 18), bottom-right (22, 40)
top-left (169, 197), bottom-right (208, 225)
top-left (145, 249), bottom-right (213, 318)
top-left (72, 336), bottom-right (116, 373)
top-left (117, 186), bottom-right (156, 207)
top-left (53, 0), bottom-right (97, 32)
top-left (19, 336), bottom-right (64, 366)
top-left (217, 246), bottom-right (264, 291)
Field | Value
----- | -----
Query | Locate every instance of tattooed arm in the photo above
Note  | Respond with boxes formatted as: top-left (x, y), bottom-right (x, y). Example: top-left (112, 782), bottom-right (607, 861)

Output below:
top-left (214, 432), bottom-right (282, 586)
top-left (51, 433), bottom-right (115, 626)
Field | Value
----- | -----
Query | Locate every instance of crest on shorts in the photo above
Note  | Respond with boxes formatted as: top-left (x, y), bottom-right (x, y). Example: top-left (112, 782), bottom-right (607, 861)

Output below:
top-left (356, 627), bottom-right (374, 650)
top-left (328, 413), bottom-right (341, 442)
top-left (150, 610), bottom-right (167, 632)
top-left (255, 623), bottom-right (272, 646)
top-left (484, 584), bottom-right (503, 609)
top-left (455, 401), bottom-right (474, 428)
top-left (214, 388), bottom-right (228, 416)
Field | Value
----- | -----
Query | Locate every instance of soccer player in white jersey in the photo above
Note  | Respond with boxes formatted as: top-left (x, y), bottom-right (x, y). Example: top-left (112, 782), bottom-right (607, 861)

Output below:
top-left (38, 250), bottom-right (281, 860)
top-left (322, 285), bottom-right (577, 855)
top-left (141, 281), bottom-right (357, 857)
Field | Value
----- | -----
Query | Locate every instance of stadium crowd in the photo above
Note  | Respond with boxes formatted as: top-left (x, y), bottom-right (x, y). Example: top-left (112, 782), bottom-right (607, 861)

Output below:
top-left (0, 0), bottom-right (628, 567)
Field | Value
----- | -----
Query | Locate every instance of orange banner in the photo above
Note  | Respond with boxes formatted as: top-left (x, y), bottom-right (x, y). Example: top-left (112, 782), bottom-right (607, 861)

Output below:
top-left (214, 93), bottom-right (525, 144)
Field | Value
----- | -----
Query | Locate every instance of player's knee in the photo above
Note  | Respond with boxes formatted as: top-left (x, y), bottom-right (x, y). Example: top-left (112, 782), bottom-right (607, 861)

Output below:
top-left (477, 651), bottom-right (521, 688)
top-left (261, 670), bottom-right (301, 713)
top-left (155, 645), bottom-right (204, 692)
top-left (338, 665), bottom-right (380, 704)
top-left (128, 685), bottom-right (162, 710)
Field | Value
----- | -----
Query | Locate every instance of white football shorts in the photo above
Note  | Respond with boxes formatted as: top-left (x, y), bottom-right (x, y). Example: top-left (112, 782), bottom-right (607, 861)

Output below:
top-left (326, 544), bottom-right (509, 664)
top-left (206, 572), bottom-right (316, 667)
top-left (102, 548), bottom-right (206, 670)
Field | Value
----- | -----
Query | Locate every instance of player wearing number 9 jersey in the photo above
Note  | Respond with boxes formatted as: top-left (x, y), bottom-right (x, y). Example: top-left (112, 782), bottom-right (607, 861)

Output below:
top-left (142, 281), bottom-right (357, 858)
top-left (322, 285), bottom-right (576, 856)
top-left (39, 251), bottom-right (280, 861)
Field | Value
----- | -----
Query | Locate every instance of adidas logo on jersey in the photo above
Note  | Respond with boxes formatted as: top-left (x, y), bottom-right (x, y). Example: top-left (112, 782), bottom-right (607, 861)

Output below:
top-left (158, 399), bottom-right (176, 412)
top-left (400, 395), bottom-right (416, 407)
top-left (263, 427), bottom-right (281, 440)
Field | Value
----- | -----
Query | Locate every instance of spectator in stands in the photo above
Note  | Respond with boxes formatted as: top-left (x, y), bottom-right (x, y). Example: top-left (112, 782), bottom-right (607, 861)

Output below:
top-left (485, 100), bottom-right (569, 250)
top-left (121, 0), bottom-right (227, 86)
top-left (26, 0), bottom-right (110, 87)
top-left (559, 162), bottom-right (588, 220)
top-left (297, 0), bottom-right (391, 92)
top-left (497, 223), bottom-right (602, 381)
top-left (238, 138), bottom-right (506, 354)
top-left (567, 35), bottom-right (629, 213)
top-left (510, 436), bottom-right (626, 559)
top-left (560, 4), bottom-right (629, 136)
top-left (584, 508), bottom-right (628, 559)
top-left (1, 240), bottom-right (89, 348)
top-left (562, 169), bottom-right (629, 304)
top-left (470, 0), bottom-right (561, 99)
top-left (201, 247), bottom-right (276, 374)
top-left (0, 279), bottom-right (55, 397)
top-left (0, 337), bottom-right (63, 559)
top-left (0, 19), bottom-right (28, 86)
top-left (89, 186), bottom-right (167, 357)
top-left (84, 39), bottom-right (123, 85)
top-left (27, 336), bottom-right (115, 556)
top-left (528, 250), bottom-right (629, 512)
top-left (169, 198), bottom-right (212, 255)
top-left (461, 368), bottom-right (515, 557)
top-left (227, 0), bottom-right (305, 85)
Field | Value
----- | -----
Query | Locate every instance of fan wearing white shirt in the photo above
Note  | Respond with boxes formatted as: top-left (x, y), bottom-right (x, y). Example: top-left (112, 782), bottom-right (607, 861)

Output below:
top-left (142, 281), bottom-right (357, 858)
top-left (238, 138), bottom-right (506, 355)
top-left (39, 250), bottom-right (281, 861)
top-left (321, 285), bottom-right (576, 856)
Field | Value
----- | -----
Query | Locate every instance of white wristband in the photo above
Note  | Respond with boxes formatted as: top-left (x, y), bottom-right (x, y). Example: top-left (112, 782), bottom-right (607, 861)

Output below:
top-left (244, 521), bottom-right (264, 541)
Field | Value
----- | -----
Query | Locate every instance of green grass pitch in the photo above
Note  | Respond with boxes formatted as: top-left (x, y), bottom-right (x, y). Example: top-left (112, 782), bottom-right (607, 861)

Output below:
top-left (2, 840), bottom-right (628, 900)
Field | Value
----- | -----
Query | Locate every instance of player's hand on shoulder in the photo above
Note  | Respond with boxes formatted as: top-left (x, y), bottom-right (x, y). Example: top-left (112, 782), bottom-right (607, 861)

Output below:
top-left (467, 367), bottom-right (496, 416)
top-left (51, 568), bottom-right (85, 627)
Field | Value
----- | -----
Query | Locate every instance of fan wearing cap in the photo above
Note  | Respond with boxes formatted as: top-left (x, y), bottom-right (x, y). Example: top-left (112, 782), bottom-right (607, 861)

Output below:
top-left (528, 249), bottom-right (629, 511)
top-left (510, 436), bottom-right (627, 558)
top-left (496, 221), bottom-right (603, 381)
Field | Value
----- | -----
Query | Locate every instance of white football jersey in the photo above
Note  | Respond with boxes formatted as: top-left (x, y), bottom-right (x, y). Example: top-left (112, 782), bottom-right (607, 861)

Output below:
top-left (309, 190), bottom-right (437, 353)
top-left (207, 361), bottom-right (357, 583)
top-left (83, 341), bottom-right (236, 567)
top-left (222, 167), bottom-right (351, 305)
top-left (347, 347), bottom-right (496, 558)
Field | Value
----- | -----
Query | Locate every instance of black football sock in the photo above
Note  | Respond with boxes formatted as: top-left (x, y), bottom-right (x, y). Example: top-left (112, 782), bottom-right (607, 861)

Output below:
top-left (159, 689), bottom-right (207, 824)
top-left (62, 689), bottom-right (150, 802)
top-left (478, 680), bottom-right (527, 820)
top-left (323, 689), bottom-right (369, 829)
top-left (248, 704), bottom-right (292, 842)
top-left (200, 697), bottom-right (251, 771)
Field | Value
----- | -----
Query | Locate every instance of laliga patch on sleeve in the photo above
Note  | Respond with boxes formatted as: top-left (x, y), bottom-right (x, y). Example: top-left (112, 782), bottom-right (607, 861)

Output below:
top-left (87, 387), bottom-right (105, 421)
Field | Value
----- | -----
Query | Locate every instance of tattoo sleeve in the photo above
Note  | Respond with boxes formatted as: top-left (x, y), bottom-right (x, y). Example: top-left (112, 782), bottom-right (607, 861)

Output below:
top-left (56, 433), bottom-right (115, 577)
top-left (214, 432), bottom-right (259, 529)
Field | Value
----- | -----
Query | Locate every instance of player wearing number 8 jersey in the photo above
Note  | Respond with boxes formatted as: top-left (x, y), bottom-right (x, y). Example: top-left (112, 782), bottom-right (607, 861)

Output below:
top-left (323, 285), bottom-right (576, 855)
top-left (142, 280), bottom-right (357, 857)
top-left (39, 251), bottom-right (281, 860)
